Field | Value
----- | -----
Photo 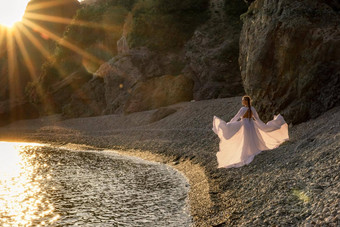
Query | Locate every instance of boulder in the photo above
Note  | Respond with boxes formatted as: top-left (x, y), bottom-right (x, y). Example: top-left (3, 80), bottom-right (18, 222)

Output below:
top-left (149, 107), bottom-right (177, 123)
top-left (239, 0), bottom-right (340, 124)
top-left (50, 68), bottom-right (93, 111)
top-left (94, 48), bottom-right (187, 114)
top-left (94, 53), bottom-right (143, 114)
top-left (124, 75), bottom-right (193, 114)
top-left (62, 76), bottom-right (106, 118)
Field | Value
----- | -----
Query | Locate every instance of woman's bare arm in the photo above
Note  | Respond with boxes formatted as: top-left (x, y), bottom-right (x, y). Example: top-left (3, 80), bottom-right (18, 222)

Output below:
top-left (230, 107), bottom-right (247, 123)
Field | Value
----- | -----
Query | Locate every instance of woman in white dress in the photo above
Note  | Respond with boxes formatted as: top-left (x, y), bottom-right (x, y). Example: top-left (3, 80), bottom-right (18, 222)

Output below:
top-left (212, 96), bottom-right (289, 168)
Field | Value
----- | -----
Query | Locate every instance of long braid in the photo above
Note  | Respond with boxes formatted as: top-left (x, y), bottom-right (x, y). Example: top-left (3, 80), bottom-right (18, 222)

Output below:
top-left (247, 98), bottom-right (252, 120)
top-left (243, 95), bottom-right (252, 120)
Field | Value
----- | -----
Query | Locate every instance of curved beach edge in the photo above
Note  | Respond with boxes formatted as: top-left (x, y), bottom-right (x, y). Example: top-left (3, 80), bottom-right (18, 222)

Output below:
top-left (0, 96), bottom-right (339, 226)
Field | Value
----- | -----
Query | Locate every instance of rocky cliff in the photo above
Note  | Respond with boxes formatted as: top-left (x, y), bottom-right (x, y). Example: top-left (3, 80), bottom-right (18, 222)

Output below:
top-left (93, 48), bottom-right (193, 115)
top-left (185, 0), bottom-right (247, 100)
top-left (239, 0), bottom-right (340, 124)
top-left (2, 0), bottom-right (340, 126)
top-left (66, 0), bottom-right (247, 116)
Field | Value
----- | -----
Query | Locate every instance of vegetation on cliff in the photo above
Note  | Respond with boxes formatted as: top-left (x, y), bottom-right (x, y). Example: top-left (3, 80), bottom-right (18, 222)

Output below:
top-left (127, 0), bottom-right (210, 51)
top-left (27, 0), bottom-right (130, 113)
top-left (0, 0), bottom-right (80, 102)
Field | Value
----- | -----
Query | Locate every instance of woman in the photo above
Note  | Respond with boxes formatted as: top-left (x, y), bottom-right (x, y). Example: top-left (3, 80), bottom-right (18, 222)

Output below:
top-left (212, 96), bottom-right (289, 168)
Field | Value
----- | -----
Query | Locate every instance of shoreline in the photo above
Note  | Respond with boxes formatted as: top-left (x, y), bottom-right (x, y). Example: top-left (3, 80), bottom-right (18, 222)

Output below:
top-left (0, 97), bottom-right (339, 226)
top-left (48, 141), bottom-right (213, 225)
top-left (0, 138), bottom-right (213, 226)
top-left (109, 148), bottom-right (213, 225)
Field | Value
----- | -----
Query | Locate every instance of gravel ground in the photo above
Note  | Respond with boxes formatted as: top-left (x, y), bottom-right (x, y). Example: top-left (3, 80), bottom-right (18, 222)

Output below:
top-left (0, 96), bottom-right (339, 226)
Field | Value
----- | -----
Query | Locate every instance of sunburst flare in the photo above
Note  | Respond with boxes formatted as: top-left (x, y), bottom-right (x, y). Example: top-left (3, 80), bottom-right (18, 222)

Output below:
top-left (0, 0), bottom-right (118, 116)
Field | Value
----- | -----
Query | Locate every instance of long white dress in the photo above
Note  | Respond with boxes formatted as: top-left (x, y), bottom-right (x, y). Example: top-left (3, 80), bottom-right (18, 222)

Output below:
top-left (212, 106), bottom-right (289, 168)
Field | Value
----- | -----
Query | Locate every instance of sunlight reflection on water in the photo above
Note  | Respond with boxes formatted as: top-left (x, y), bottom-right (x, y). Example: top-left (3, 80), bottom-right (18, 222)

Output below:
top-left (0, 142), bottom-right (59, 226)
top-left (0, 141), bottom-right (191, 226)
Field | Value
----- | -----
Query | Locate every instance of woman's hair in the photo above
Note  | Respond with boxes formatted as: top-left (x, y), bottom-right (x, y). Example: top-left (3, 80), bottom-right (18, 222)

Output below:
top-left (242, 95), bottom-right (252, 119)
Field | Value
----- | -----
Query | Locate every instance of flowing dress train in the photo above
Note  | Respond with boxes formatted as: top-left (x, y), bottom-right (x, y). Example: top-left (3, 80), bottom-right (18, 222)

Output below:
top-left (212, 106), bottom-right (289, 168)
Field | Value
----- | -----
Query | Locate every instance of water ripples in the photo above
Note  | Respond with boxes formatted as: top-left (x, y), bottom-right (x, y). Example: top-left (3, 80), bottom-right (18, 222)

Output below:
top-left (0, 142), bottom-right (191, 226)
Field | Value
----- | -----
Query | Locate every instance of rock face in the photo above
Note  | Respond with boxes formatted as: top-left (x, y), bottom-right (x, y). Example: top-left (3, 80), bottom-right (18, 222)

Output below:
top-left (239, 0), bottom-right (340, 124)
top-left (184, 0), bottom-right (247, 100)
top-left (95, 48), bottom-right (190, 114)
top-left (117, 36), bottom-right (130, 54)
top-left (56, 0), bottom-right (249, 118)
top-left (124, 75), bottom-right (193, 114)
top-left (55, 0), bottom-right (249, 117)
top-left (62, 77), bottom-right (106, 118)
top-left (243, 0), bottom-right (255, 5)
top-left (49, 68), bottom-right (93, 112)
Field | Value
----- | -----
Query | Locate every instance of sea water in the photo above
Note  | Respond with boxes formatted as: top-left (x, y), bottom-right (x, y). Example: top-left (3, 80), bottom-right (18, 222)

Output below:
top-left (0, 142), bottom-right (191, 226)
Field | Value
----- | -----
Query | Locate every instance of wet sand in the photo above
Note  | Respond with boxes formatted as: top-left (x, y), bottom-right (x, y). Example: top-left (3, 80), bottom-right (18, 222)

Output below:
top-left (0, 96), bottom-right (339, 226)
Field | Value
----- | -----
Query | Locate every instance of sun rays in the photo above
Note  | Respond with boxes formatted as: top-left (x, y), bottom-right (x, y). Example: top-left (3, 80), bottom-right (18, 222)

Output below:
top-left (24, 12), bottom-right (121, 32)
top-left (25, 0), bottom-right (78, 12)
top-left (0, 0), bottom-right (118, 115)
top-left (13, 26), bottom-right (37, 81)
top-left (6, 28), bottom-right (22, 101)
top-left (22, 18), bottom-right (103, 66)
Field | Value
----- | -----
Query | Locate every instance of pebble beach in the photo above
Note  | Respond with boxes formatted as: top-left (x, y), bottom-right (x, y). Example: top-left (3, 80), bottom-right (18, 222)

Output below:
top-left (0, 96), bottom-right (339, 226)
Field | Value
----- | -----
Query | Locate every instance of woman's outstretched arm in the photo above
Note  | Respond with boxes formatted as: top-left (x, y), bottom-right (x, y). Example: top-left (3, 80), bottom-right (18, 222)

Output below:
top-left (251, 106), bottom-right (286, 132)
top-left (230, 107), bottom-right (247, 123)
top-left (251, 106), bottom-right (260, 121)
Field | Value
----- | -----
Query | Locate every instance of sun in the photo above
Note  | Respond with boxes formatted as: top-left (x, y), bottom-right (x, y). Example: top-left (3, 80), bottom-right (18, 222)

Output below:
top-left (0, 0), bottom-right (31, 28)
top-left (0, 0), bottom-right (105, 108)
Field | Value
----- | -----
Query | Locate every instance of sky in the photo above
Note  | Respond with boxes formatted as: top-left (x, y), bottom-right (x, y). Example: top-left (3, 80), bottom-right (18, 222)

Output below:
top-left (0, 0), bottom-right (31, 27)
